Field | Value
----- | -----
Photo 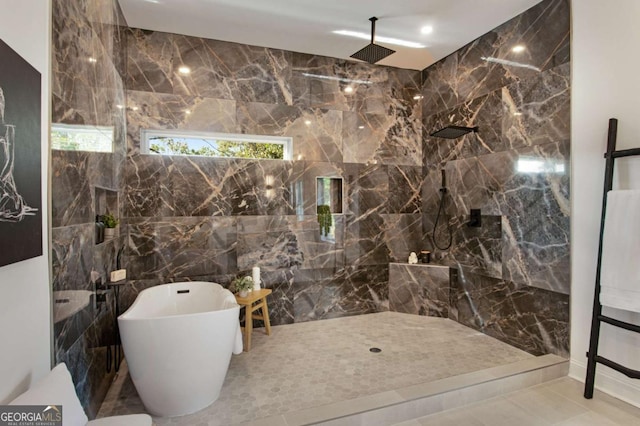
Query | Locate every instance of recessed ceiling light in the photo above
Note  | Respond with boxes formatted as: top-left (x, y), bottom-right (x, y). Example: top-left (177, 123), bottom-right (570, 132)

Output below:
top-left (333, 30), bottom-right (425, 49)
top-left (420, 25), bottom-right (433, 35)
top-left (358, 125), bottom-right (365, 129)
top-left (178, 66), bottom-right (191, 75)
top-left (512, 45), bottom-right (526, 53)
top-left (344, 86), bottom-right (354, 93)
top-left (304, 120), bottom-right (312, 126)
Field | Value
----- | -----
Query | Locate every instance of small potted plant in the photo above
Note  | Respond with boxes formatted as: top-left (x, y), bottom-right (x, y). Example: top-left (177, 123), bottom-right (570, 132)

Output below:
top-left (230, 276), bottom-right (254, 297)
top-left (102, 213), bottom-right (119, 240)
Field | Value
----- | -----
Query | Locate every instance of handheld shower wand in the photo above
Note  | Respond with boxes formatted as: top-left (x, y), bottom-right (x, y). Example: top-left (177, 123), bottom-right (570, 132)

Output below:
top-left (432, 169), bottom-right (453, 250)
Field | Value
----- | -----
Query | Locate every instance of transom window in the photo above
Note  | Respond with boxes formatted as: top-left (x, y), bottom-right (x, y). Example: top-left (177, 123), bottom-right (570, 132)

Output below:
top-left (51, 124), bottom-right (114, 152)
top-left (141, 129), bottom-right (292, 160)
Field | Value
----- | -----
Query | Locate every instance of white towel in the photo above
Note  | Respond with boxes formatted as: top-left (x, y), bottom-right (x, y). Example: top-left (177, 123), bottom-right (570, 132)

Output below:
top-left (599, 189), bottom-right (640, 312)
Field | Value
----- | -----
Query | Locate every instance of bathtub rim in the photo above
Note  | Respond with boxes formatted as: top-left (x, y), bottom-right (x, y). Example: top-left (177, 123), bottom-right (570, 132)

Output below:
top-left (118, 281), bottom-right (239, 322)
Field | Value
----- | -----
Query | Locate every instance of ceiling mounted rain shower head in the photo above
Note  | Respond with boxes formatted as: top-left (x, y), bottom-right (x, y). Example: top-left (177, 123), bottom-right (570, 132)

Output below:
top-left (430, 125), bottom-right (479, 139)
top-left (350, 17), bottom-right (396, 64)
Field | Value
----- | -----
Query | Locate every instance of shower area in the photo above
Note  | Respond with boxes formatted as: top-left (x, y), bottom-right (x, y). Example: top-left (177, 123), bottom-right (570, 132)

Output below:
top-left (50, 0), bottom-right (571, 422)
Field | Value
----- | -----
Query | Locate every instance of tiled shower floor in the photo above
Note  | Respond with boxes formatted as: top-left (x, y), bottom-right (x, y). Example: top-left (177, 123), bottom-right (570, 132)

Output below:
top-left (97, 312), bottom-right (533, 425)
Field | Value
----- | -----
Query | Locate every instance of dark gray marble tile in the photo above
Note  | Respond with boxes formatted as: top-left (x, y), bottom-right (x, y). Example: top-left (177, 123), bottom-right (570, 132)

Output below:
top-left (126, 29), bottom-right (293, 104)
top-left (293, 265), bottom-right (388, 322)
top-left (421, 0), bottom-right (569, 115)
top-left (345, 163), bottom-right (388, 216)
top-left (292, 53), bottom-right (421, 113)
top-left (226, 159), bottom-right (295, 215)
top-left (290, 53), bottom-right (353, 111)
top-left (342, 111), bottom-right (388, 164)
top-left (291, 161), bottom-right (344, 216)
top-left (53, 1), bottom-right (124, 95)
top-left (502, 214), bottom-right (570, 294)
top-left (164, 156), bottom-right (234, 217)
top-left (423, 91), bottom-right (503, 166)
top-left (451, 267), bottom-right (569, 357)
top-left (259, 269), bottom-right (295, 326)
top-left (381, 213), bottom-right (424, 263)
top-left (502, 63), bottom-right (570, 150)
top-left (343, 109), bottom-right (421, 166)
top-left (52, 0), bottom-right (128, 418)
top-left (236, 215), bottom-right (303, 271)
top-left (389, 263), bottom-right (450, 318)
top-left (444, 153), bottom-right (507, 217)
top-left (345, 213), bottom-right (389, 266)
top-left (236, 215), bottom-right (292, 234)
top-left (236, 101), bottom-right (300, 135)
top-left (58, 309), bottom-right (116, 419)
top-left (388, 165), bottom-right (423, 214)
top-left (288, 215), bottom-right (345, 270)
top-left (432, 140), bottom-right (570, 219)
top-left (123, 154), bottom-right (171, 217)
top-left (51, 152), bottom-right (93, 227)
top-left (126, 217), bottom-right (238, 280)
top-left (424, 215), bottom-right (503, 280)
top-left (126, 90), bottom-right (237, 153)
top-left (52, 225), bottom-right (94, 292)
top-left (237, 102), bottom-right (343, 163)
top-left (496, 140), bottom-right (571, 219)
top-left (236, 230), bottom-right (303, 271)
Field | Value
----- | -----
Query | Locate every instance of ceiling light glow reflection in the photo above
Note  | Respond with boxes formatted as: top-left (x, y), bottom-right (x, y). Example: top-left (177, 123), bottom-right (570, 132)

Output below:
top-left (332, 30), bottom-right (425, 48)
top-left (517, 157), bottom-right (565, 174)
top-left (481, 56), bottom-right (540, 72)
top-left (301, 72), bottom-right (372, 85)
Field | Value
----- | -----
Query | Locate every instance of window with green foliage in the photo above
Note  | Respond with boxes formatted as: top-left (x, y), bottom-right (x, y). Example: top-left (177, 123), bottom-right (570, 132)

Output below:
top-left (51, 124), bottom-right (114, 152)
top-left (142, 130), bottom-right (291, 160)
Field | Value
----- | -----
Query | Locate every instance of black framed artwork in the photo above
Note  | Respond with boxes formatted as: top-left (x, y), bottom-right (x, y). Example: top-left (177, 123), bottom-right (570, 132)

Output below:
top-left (0, 38), bottom-right (42, 267)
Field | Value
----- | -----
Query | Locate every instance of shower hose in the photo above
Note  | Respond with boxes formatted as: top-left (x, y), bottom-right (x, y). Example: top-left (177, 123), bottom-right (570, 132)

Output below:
top-left (432, 186), bottom-right (453, 250)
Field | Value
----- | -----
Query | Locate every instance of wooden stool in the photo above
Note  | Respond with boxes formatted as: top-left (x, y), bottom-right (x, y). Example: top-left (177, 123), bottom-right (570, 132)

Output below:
top-left (234, 288), bottom-right (272, 351)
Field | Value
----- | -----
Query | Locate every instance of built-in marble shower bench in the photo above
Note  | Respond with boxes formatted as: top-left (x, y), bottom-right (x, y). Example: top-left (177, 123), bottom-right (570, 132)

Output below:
top-left (388, 262), bottom-right (453, 319)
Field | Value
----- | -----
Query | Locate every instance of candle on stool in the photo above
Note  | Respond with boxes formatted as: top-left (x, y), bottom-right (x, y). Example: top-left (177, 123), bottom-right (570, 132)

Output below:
top-left (252, 266), bottom-right (261, 290)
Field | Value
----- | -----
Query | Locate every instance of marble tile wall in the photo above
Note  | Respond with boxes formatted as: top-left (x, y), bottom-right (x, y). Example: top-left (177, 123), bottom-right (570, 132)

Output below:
top-left (420, 0), bottom-right (570, 357)
top-left (50, 0), bottom-right (572, 415)
top-left (389, 263), bottom-right (450, 318)
top-left (51, 0), bottom-right (128, 417)
top-left (121, 28), bottom-right (424, 323)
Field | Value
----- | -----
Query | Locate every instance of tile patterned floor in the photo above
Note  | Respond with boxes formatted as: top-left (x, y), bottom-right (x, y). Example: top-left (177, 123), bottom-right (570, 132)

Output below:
top-left (394, 376), bottom-right (640, 426)
top-left (98, 311), bottom-right (533, 425)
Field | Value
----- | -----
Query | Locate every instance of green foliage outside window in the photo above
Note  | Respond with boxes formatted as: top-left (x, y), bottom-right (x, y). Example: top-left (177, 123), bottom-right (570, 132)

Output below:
top-left (148, 137), bottom-right (284, 160)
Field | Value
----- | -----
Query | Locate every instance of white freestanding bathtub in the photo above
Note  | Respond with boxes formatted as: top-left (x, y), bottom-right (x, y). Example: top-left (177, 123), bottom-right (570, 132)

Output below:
top-left (118, 281), bottom-right (242, 417)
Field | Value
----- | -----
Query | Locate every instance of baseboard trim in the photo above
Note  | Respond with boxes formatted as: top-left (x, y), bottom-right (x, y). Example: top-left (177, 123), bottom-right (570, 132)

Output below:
top-left (570, 359), bottom-right (640, 408)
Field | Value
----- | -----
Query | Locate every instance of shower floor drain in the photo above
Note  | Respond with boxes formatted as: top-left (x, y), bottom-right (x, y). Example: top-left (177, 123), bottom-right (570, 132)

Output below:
top-left (369, 347), bottom-right (382, 353)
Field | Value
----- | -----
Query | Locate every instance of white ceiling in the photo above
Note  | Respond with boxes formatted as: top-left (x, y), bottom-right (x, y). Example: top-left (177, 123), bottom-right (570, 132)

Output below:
top-left (118, 0), bottom-right (542, 71)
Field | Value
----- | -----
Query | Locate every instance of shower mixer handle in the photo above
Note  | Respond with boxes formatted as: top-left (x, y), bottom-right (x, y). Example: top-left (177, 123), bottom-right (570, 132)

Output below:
top-left (440, 169), bottom-right (447, 191)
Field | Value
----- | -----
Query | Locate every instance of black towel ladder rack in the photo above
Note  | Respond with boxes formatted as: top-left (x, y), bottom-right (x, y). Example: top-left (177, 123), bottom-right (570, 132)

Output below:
top-left (584, 117), bottom-right (640, 398)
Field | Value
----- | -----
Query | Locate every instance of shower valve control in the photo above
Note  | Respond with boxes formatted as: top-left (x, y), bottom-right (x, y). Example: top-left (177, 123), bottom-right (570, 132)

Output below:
top-left (468, 209), bottom-right (482, 227)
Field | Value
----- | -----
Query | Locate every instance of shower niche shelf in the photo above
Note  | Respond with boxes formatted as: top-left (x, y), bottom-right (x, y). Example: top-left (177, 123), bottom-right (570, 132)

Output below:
top-left (94, 186), bottom-right (119, 245)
